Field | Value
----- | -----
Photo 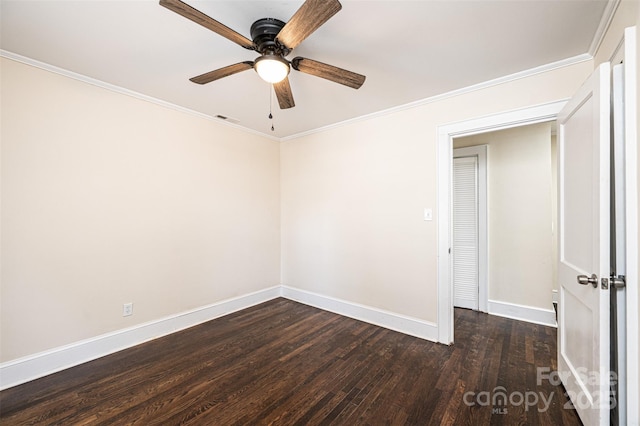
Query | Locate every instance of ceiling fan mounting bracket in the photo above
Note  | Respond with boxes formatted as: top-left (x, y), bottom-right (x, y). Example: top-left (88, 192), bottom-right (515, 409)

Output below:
top-left (250, 18), bottom-right (290, 57)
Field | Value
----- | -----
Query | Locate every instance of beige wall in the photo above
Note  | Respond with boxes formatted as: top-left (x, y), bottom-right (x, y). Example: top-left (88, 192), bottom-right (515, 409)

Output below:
top-left (4, 11), bottom-right (627, 365)
top-left (453, 122), bottom-right (555, 311)
top-left (0, 58), bottom-right (281, 362)
top-left (281, 61), bottom-right (592, 323)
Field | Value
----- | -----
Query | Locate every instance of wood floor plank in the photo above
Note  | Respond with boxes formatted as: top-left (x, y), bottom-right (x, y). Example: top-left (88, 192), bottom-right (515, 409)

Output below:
top-left (0, 299), bottom-right (582, 425)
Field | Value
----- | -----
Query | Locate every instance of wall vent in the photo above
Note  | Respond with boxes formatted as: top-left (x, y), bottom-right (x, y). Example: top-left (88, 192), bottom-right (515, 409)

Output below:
top-left (215, 114), bottom-right (240, 124)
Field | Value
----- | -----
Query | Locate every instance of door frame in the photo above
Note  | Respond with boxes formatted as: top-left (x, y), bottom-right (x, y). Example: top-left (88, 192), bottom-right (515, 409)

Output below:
top-left (610, 26), bottom-right (639, 426)
top-left (452, 145), bottom-right (488, 313)
top-left (437, 100), bottom-right (565, 344)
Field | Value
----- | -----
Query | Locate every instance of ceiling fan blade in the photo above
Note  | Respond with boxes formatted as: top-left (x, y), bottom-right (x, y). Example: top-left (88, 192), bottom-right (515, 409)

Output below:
top-left (291, 57), bottom-right (365, 89)
top-left (160, 0), bottom-right (255, 50)
top-left (190, 61), bottom-right (254, 84)
top-left (274, 77), bottom-right (295, 109)
top-left (276, 0), bottom-right (342, 50)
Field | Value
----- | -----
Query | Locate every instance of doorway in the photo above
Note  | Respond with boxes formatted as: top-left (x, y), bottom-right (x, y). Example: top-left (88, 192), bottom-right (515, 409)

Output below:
top-left (451, 123), bottom-right (557, 320)
top-left (436, 101), bottom-right (565, 344)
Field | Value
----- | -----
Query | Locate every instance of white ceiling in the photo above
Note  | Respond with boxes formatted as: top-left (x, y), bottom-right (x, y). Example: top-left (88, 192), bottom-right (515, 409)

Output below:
top-left (1, 0), bottom-right (611, 138)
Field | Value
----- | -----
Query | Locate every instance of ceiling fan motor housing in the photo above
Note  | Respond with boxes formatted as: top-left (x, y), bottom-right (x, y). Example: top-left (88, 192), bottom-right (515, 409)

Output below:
top-left (250, 18), bottom-right (289, 56)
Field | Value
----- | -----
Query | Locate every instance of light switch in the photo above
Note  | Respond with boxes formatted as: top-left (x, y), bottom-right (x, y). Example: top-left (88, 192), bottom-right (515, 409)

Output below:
top-left (424, 208), bottom-right (433, 221)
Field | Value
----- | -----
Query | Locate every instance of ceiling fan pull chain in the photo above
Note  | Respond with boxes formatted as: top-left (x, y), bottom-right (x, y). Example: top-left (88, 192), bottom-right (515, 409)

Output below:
top-left (269, 86), bottom-right (275, 131)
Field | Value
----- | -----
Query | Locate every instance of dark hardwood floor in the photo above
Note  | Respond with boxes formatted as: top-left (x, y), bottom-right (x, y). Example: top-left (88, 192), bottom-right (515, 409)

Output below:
top-left (0, 298), bottom-right (581, 425)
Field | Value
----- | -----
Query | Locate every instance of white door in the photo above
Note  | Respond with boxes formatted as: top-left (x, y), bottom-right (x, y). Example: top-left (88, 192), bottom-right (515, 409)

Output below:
top-left (557, 62), bottom-right (611, 425)
top-left (452, 155), bottom-right (479, 310)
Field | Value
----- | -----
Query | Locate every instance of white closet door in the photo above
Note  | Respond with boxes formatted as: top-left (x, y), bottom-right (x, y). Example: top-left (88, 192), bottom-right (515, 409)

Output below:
top-left (453, 156), bottom-right (479, 310)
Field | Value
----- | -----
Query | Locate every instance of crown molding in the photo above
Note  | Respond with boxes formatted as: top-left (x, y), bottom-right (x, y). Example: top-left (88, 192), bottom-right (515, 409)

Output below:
top-left (3, 49), bottom-right (591, 143)
top-left (0, 50), bottom-right (280, 142)
top-left (281, 53), bottom-right (592, 141)
top-left (588, 0), bottom-right (621, 56)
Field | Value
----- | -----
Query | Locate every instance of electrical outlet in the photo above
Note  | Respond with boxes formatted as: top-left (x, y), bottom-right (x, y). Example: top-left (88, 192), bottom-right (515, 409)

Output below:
top-left (123, 302), bottom-right (133, 317)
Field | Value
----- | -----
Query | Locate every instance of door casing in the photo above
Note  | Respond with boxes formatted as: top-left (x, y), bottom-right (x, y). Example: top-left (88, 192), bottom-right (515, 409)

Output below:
top-left (437, 101), bottom-right (564, 344)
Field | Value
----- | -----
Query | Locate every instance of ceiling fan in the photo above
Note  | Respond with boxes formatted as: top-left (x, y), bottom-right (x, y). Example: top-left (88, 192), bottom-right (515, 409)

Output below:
top-left (159, 0), bottom-right (366, 109)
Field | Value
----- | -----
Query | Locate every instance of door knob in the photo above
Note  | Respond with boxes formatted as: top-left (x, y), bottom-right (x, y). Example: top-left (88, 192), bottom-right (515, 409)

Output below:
top-left (577, 274), bottom-right (598, 288)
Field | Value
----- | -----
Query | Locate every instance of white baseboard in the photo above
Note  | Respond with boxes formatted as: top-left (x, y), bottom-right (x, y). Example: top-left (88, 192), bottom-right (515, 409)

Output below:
top-left (281, 286), bottom-right (439, 342)
top-left (1, 285), bottom-right (443, 390)
top-left (488, 299), bottom-right (557, 327)
top-left (0, 286), bottom-right (282, 391)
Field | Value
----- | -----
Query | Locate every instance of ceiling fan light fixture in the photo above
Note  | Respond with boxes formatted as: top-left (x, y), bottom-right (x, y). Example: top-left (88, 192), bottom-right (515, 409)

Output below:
top-left (254, 54), bottom-right (290, 83)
